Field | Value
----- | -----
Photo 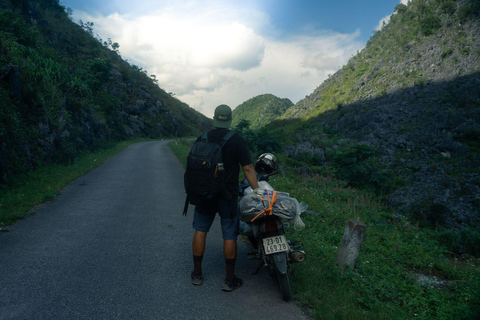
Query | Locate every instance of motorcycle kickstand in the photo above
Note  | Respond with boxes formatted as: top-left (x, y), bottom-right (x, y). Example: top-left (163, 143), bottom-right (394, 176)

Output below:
top-left (251, 261), bottom-right (263, 275)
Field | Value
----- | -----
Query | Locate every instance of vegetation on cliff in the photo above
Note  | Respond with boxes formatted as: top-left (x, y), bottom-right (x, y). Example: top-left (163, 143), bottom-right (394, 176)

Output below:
top-left (0, 0), bottom-right (210, 186)
top-left (277, 0), bottom-right (480, 232)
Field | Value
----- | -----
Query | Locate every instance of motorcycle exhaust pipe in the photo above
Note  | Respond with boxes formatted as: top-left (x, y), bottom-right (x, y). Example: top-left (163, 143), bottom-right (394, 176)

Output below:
top-left (289, 250), bottom-right (306, 263)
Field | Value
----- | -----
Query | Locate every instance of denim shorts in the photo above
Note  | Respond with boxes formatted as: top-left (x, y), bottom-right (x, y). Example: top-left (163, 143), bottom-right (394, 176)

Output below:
top-left (192, 197), bottom-right (239, 240)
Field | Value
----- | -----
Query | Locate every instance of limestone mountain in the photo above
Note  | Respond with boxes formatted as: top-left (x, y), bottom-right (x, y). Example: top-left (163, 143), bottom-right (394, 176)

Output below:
top-left (280, 0), bottom-right (480, 229)
top-left (232, 94), bottom-right (293, 129)
top-left (0, 0), bottom-right (211, 185)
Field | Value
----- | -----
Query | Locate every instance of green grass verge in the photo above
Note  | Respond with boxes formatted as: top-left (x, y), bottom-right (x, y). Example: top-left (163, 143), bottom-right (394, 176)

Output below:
top-left (168, 139), bottom-right (480, 320)
top-left (0, 139), bottom-right (147, 227)
top-left (168, 138), bottom-right (194, 168)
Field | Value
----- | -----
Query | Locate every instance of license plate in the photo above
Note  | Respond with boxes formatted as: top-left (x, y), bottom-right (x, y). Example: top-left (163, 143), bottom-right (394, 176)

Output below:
top-left (263, 235), bottom-right (289, 255)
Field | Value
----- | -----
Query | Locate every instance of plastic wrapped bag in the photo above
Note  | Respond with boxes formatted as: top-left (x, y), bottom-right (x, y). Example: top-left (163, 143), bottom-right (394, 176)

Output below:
top-left (240, 186), bottom-right (307, 231)
top-left (291, 199), bottom-right (307, 231)
top-left (244, 181), bottom-right (274, 196)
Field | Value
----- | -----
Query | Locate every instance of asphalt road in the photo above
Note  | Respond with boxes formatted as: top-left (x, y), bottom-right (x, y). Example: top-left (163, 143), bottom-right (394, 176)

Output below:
top-left (0, 141), bottom-right (310, 320)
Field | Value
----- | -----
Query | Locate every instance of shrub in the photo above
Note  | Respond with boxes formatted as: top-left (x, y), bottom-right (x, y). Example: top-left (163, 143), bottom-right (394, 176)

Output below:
top-left (458, 1), bottom-right (480, 22)
top-left (394, 3), bottom-right (408, 14)
top-left (460, 228), bottom-right (480, 257)
top-left (331, 144), bottom-right (390, 194)
top-left (454, 129), bottom-right (480, 152)
top-left (235, 122), bottom-right (282, 155)
top-left (84, 58), bottom-right (111, 92)
top-left (0, 8), bottom-right (39, 46)
top-left (420, 16), bottom-right (442, 36)
top-left (440, 0), bottom-right (457, 14)
top-left (441, 47), bottom-right (454, 59)
top-left (437, 228), bottom-right (480, 257)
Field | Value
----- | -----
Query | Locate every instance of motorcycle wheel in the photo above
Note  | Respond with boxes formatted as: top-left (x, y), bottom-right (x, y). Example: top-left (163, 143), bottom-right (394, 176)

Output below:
top-left (275, 266), bottom-right (292, 301)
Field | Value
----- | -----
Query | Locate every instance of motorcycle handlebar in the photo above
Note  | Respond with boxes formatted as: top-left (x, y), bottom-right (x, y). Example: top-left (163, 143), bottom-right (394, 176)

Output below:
top-left (239, 171), bottom-right (279, 195)
top-left (257, 171), bottom-right (278, 182)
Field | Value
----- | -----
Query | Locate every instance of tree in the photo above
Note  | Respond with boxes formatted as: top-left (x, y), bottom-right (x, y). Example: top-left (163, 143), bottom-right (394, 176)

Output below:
top-left (234, 119), bottom-right (251, 132)
top-left (79, 20), bottom-right (94, 35)
top-left (111, 42), bottom-right (120, 54)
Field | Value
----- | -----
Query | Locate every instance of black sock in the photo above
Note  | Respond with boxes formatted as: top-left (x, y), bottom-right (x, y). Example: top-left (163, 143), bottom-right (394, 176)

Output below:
top-left (193, 255), bottom-right (203, 275)
top-left (225, 258), bottom-right (236, 282)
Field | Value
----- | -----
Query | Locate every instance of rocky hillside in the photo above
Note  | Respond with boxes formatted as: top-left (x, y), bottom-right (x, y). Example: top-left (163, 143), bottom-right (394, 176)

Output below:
top-left (281, 0), bottom-right (480, 229)
top-left (0, 0), bottom-right (211, 185)
top-left (232, 94), bottom-right (293, 129)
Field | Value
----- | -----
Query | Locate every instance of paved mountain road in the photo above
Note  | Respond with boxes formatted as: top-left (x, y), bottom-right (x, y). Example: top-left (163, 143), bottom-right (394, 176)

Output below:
top-left (0, 141), bottom-right (310, 320)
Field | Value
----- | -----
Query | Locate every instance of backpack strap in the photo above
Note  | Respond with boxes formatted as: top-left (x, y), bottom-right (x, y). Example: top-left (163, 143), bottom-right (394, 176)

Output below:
top-left (218, 131), bottom-right (235, 148)
top-left (183, 195), bottom-right (189, 216)
top-left (200, 131), bottom-right (236, 147)
top-left (218, 131), bottom-right (236, 213)
top-left (201, 131), bottom-right (208, 142)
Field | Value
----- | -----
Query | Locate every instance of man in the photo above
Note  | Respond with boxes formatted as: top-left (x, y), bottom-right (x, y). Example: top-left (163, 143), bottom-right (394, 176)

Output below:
top-left (191, 104), bottom-right (259, 292)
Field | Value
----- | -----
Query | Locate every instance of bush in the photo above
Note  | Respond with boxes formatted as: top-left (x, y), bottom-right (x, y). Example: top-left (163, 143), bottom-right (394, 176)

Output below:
top-left (461, 228), bottom-right (480, 257)
top-left (441, 47), bottom-right (454, 59)
top-left (454, 129), bottom-right (480, 152)
top-left (420, 16), bottom-right (442, 36)
top-left (0, 8), bottom-right (39, 46)
top-left (437, 228), bottom-right (480, 257)
top-left (234, 121), bottom-right (282, 155)
top-left (458, 1), bottom-right (480, 22)
top-left (394, 3), bottom-right (408, 14)
top-left (331, 144), bottom-right (390, 194)
top-left (440, 0), bottom-right (457, 14)
top-left (254, 128), bottom-right (282, 153)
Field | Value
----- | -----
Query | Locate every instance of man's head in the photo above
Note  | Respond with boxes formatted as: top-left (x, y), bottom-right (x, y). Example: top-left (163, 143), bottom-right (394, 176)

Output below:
top-left (213, 104), bottom-right (232, 128)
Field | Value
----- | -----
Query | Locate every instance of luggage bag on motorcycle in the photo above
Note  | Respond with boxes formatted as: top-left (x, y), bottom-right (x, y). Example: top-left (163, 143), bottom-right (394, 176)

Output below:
top-left (239, 191), bottom-right (298, 223)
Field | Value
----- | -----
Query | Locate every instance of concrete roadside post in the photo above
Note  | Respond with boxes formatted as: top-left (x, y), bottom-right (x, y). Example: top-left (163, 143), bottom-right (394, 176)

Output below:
top-left (336, 220), bottom-right (366, 273)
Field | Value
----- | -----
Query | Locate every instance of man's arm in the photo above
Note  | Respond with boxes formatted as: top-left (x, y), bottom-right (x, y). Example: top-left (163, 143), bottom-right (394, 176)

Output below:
top-left (242, 164), bottom-right (259, 190)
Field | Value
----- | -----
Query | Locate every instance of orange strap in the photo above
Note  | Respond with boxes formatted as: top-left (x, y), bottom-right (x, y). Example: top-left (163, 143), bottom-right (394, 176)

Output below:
top-left (251, 191), bottom-right (277, 222)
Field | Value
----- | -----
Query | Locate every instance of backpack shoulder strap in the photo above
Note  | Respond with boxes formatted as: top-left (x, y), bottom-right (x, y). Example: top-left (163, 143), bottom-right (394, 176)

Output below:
top-left (219, 131), bottom-right (235, 148)
top-left (201, 131), bottom-right (209, 142)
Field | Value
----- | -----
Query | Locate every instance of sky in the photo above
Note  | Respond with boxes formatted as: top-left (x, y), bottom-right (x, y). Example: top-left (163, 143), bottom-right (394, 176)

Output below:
top-left (59, 0), bottom-right (408, 117)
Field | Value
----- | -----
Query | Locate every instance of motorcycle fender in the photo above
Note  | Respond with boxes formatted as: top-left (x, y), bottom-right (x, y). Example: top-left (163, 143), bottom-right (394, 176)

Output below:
top-left (272, 252), bottom-right (288, 274)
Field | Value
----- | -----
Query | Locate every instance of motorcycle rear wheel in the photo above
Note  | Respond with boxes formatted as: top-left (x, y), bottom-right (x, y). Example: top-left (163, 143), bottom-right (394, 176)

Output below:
top-left (275, 267), bottom-right (292, 301)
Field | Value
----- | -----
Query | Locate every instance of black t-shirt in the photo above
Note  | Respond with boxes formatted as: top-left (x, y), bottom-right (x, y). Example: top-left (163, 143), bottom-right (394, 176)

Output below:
top-left (195, 128), bottom-right (252, 196)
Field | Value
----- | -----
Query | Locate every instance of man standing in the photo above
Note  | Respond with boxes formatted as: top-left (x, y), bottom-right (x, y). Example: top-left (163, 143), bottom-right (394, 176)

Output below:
top-left (190, 104), bottom-right (259, 292)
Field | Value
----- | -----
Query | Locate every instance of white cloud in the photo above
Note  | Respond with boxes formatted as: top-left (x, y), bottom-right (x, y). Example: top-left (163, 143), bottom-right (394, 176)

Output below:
top-left (189, 23), bottom-right (265, 71)
top-left (376, 0), bottom-right (410, 31)
top-left (71, 3), bottom-right (363, 117)
top-left (375, 15), bottom-right (391, 31)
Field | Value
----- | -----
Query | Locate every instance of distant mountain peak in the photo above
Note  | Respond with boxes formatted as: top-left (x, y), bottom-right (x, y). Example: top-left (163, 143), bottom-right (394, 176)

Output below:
top-left (232, 94), bottom-right (293, 129)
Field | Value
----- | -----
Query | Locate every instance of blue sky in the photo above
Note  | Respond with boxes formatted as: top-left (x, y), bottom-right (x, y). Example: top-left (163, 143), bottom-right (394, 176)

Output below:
top-left (60, 0), bottom-right (406, 116)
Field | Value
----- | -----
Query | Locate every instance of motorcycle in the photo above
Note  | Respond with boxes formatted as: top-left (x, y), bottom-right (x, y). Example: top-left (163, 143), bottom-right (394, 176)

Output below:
top-left (238, 154), bottom-right (306, 302)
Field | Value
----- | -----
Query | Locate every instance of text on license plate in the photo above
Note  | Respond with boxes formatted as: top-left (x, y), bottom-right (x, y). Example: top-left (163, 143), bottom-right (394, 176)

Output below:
top-left (263, 235), bottom-right (289, 255)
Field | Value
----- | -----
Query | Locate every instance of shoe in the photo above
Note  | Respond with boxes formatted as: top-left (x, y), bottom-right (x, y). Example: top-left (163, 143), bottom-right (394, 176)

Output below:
top-left (191, 272), bottom-right (203, 286)
top-left (222, 277), bottom-right (243, 292)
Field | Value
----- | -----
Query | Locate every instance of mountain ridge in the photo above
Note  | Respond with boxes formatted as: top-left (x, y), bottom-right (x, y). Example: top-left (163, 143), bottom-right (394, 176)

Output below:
top-left (276, 0), bottom-right (480, 229)
top-left (232, 93), bottom-right (293, 129)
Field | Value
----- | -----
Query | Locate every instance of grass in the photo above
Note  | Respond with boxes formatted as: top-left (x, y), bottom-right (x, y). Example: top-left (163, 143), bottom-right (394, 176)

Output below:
top-left (168, 139), bottom-right (480, 320)
top-left (0, 138), bottom-right (147, 227)
top-left (168, 138), bottom-right (194, 168)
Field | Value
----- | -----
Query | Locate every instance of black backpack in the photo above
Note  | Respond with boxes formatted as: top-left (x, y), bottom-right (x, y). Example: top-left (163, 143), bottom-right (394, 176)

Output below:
top-left (183, 131), bottom-right (235, 215)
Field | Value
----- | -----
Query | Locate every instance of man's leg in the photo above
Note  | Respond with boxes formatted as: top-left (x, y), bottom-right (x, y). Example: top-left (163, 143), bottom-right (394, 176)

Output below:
top-left (191, 207), bottom-right (215, 285)
top-left (193, 230), bottom-right (207, 274)
top-left (223, 239), bottom-right (237, 259)
top-left (220, 208), bottom-right (242, 291)
top-left (218, 198), bottom-right (242, 291)
top-left (193, 230), bottom-right (207, 256)
top-left (224, 239), bottom-right (237, 282)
